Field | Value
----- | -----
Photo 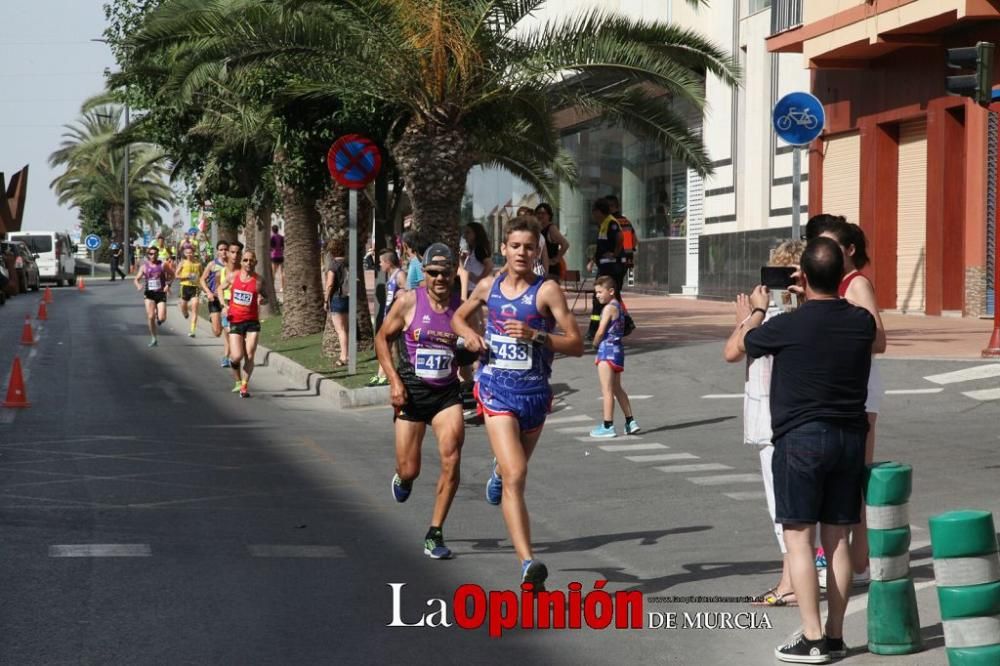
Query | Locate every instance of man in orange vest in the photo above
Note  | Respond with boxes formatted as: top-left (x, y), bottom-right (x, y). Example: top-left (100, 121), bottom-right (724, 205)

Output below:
top-left (606, 195), bottom-right (638, 270)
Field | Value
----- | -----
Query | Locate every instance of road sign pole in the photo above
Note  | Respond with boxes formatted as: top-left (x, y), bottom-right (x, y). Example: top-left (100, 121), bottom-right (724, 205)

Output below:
top-left (348, 189), bottom-right (358, 376)
top-left (792, 146), bottom-right (802, 240)
top-left (91, 250), bottom-right (95, 277)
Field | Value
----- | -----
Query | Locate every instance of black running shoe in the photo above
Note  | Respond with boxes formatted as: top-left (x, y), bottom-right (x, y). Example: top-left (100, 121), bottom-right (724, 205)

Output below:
top-left (774, 634), bottom-right (830, 663)
top-left (826, 637), bottom-right (846, 659)
top-left (521, 559), bottom-right (548, 592)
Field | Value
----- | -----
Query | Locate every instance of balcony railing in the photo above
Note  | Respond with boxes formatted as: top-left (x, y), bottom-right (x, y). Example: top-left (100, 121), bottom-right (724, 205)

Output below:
top-left (770, 0), bottom-right (803, 36)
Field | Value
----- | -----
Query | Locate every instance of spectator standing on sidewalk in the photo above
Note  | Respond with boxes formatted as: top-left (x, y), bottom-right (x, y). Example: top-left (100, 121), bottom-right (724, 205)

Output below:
top-left (270, 224), bottom-right (285, 292)
top-left (109, 242), bottom-right (126, 281)
top-left (724, 239), bottom-right (804, 608)
top-left (730, 237), bottom-right (875, 664)
top-left (586, 198), bottom-right (625, 342)
top-left (606, 195), bottom-right (638, 273)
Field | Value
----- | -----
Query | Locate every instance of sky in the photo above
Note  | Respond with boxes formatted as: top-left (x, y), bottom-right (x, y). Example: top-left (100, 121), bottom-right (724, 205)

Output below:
top-left (2, 1), bottom-right (127, 237)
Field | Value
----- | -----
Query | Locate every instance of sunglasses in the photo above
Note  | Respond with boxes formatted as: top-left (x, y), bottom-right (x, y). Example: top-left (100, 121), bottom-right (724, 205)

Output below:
top-left (425, 269), bottom-right (451, 278)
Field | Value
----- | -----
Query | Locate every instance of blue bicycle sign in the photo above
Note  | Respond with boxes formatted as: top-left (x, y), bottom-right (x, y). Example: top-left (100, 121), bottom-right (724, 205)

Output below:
top-left (773, 92), bottom-right (825, 145)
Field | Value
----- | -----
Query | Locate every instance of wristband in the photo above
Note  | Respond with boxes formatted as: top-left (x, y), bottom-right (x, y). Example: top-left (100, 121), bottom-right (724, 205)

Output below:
top-left (532, 330), bottom-right (549, 346)
top-left (751, 307), bottom-right (767, 317)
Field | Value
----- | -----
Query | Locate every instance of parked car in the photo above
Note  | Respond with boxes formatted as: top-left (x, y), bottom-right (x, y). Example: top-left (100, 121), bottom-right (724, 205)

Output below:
top-left (1, 241), bottom-right (41, 293)
top-left (8, 231), bottom-right (76, 286)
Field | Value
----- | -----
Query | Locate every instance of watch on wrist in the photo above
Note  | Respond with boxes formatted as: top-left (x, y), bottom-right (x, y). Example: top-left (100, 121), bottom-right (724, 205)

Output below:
top-left (751, 307), bottom-right (767, 317)
top-left (533, 330), bottom-right (549, 346)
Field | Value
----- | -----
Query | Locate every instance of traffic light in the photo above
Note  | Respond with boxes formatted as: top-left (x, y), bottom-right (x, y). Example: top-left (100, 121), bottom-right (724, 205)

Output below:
top-left (946, 41), bottom-right (995, 105)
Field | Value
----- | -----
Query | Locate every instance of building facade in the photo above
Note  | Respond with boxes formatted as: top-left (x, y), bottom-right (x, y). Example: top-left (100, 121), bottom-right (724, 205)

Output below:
top-left (768, 0), bottom-right (1000, 316)
top-left (463, 1), bottom-right (813, 296)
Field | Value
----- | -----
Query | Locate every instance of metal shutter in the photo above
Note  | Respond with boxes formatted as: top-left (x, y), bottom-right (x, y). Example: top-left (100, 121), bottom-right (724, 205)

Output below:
top-left (821, 131), bottom-right (861, 224)
top-left (896, 120), bottom-right (928, 313)
top-left (684, 166), bottom-right (704, 293)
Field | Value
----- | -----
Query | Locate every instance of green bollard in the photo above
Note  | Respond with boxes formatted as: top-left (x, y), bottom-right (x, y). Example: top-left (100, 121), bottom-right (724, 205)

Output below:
top-left (866, 462), bottom-right (923, 655)
top-left (928, 510), bottom-right (1000, 666)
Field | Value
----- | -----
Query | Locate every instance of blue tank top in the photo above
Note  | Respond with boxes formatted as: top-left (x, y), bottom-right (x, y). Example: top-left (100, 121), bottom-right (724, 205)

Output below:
top-left (385, 268), bottom-right (403, 311)
top-left (601, 302), bottom-right (625, 348)
top-left (478, 274), bottom-right (554, 393)
top-left (399, 287), bottom-right (460, 388)
top-left (206, 258), bottom-right (224, 292)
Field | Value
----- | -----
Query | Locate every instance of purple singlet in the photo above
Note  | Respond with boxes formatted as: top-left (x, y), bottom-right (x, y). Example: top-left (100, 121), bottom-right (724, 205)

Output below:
top-left (144, 261), bottom-right (166, 292)
top-left (400, 287), bottom-right (460, 388)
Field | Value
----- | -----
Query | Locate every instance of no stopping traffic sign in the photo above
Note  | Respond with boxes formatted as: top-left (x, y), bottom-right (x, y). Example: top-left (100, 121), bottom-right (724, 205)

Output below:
top-left (327, 134), bottom-right (382, 190)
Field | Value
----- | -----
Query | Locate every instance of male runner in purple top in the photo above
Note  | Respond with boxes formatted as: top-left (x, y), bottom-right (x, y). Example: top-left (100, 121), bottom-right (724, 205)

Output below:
top-left (375, 243), bottom-right (470, 560)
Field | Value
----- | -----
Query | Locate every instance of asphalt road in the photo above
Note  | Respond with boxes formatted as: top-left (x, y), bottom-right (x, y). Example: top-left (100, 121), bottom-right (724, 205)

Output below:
top-left (0, 281), bottom-right (997, 665)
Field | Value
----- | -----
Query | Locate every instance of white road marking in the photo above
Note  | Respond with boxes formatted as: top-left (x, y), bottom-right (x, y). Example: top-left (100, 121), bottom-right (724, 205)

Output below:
top-left (557, 426), bottom-right (601, 434)
top-left (654, 463), bottom-right (732, 474)
top-left (724, 491), bottom-right (767, 500)
top-left (248, 545), bottom-right (346, 558)
top-left (545, 414), bottom-right (592, 425)
top-left (49, 544), bottom-right (152, 557)
top-left (687, 473), bottom-right (761, 485)
top-left (925, 363), bottom-right (1000, 385)
top-left (575, 435), bottom-right (642, 442)
top-left (625, 453), bottom-right (699, 463)
top-left (701, 394), bottom-right (743, 399)
top-left (599, 443), bottom-right (669, 452)
top-left (962, 388), bottom-right (1000, 401)
top-left (594, 395), bottom-right (652, 400)
top-left (885, 388), bottom-right (943, 395)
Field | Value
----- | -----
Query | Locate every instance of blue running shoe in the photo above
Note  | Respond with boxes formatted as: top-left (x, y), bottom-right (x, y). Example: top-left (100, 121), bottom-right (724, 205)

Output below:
top-left (815, 547), bottom-right (827, 569)
top-left (391, 473), bottom-right (412, 503)
top-left (221, 356), bottom-right (231, 368)
top-left (485, 459), bottom-right (502, 505)
top-left (589, 424), bottom-right (617, 439)
top-left (625, 419), bottom-right (641, 435)
top-left (521, 559), bottom-right (548, 591)
top-left (424, 531), bottom-right (453, 560)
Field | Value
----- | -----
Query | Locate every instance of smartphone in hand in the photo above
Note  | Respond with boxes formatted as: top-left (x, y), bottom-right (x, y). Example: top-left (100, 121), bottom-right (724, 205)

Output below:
top-left (760, 266), bottom-right (796, 290)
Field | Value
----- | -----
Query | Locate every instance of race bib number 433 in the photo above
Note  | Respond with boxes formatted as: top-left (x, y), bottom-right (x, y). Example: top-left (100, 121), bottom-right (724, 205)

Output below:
top-left (489, 334), bottom-right (532, 370)
top-left (415, 348), bottom-right (453, 379)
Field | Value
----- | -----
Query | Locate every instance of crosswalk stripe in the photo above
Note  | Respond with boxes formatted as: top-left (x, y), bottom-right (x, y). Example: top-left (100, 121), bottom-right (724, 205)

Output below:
top-left (625, 453), bottom-right (699, 463)
top-left (248, 545), bottom-right (346, 558)
top-left (654, 463), bottom-right (732, 473)
top-left (701, 394), bottom-right (743, 399)
top-left (50, 544), bottom-right (152, 557)
top-left (885, 388), bottom-right (943, 395)
top-left (546, 414), bottom-right (592, 425)
top-left (599, 443), bottom-right (669, 452)
top-left (687, 473), bottom-right (761, 485)
top-left (961, 388), bottom-right (1000, 401)
top-left (925, 364), bottom-right (1000, 385)
top-left (725, 491), bottom-right (767, 500)
top-left (597, 395), bottom-right (653, 400)
top-left (557, 426), bottom-right (599, 434)
top-left (575, 435), bottom-right (641, 442)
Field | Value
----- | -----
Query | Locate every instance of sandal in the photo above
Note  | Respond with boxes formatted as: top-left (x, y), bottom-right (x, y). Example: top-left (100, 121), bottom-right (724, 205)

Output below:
top-left (334, 360), bottom-right (347, 368)
top-left (754, 589), bottom-right (797, 607)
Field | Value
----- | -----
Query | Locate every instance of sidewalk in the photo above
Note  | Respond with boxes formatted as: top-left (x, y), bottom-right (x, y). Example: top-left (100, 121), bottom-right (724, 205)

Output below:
top-left (616, 292), bottom-right (998, 360)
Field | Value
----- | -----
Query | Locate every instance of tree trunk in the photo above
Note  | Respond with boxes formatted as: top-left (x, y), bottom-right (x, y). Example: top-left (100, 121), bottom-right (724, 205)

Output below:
top-left (389, 120), bottom-right (474, 257)
top-left (106, 205), bottom-right (124, 243)
top-left (316, 183), bottom-right (375, 358)
top-left (243, 216), bottom-right (256, 254)
top-left (247, 206), bottom-right (279, 319)
top-left (274, 153), bottom-right (325, 338)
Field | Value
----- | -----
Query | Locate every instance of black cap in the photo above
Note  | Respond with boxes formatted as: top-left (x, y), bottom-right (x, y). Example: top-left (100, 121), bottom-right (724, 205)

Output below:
top-left (423, 243), bottom-right (455, 270)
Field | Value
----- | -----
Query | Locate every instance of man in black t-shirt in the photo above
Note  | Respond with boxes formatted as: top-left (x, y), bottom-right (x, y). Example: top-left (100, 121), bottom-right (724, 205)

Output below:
top-left (727, 237), bottom-right (874, 664)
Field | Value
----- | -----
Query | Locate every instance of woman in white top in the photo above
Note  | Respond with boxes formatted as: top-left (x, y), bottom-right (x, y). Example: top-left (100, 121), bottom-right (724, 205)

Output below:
top-left (459, 222), bottom-right (493, 299)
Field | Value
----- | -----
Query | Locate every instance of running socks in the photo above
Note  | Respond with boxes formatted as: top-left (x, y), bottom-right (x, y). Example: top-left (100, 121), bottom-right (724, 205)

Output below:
top-left (625, 415), bottom-right (636, 427)
top-left (603, 420), bottom-right (613, 429)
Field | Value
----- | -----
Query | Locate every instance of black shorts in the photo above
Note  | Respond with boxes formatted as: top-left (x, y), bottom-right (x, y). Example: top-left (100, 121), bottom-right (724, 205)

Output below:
top-left (181, 285), bottom-right (199, 301)
top-left (208, 299), bottom-right (223, 314)
top-left (395, 376), bottom-right (462, 424)
top-left (773, 421), bottom-right (866, 525)
top-left (145, 290), bottom-right (167, 304)
top-left (271, 257), bottom-right (284, 265)
top-left (229, 320), bottom-right (261, 336)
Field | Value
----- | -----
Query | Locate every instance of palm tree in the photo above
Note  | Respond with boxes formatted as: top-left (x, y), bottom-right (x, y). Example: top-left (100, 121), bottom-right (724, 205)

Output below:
top-left (129, 0), bottom-right (738, 250)
top-left (49, 104), bottom-right (173, 243)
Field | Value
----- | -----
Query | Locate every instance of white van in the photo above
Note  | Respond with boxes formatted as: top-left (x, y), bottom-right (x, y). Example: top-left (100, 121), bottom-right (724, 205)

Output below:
top-left (8, 231), bottom-right (77, 286)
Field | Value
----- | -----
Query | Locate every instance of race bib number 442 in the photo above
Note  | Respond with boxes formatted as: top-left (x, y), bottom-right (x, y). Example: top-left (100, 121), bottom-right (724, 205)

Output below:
top-left (489, 334), bottom-right (532, 370)
top-left (232, 289), bottom-right (253, 306)
top-left (415, 348), bottom-right (453, 379)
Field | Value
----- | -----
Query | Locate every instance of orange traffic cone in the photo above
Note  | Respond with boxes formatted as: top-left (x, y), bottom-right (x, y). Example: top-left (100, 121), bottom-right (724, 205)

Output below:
top-left (20, 316), bottom-right (35, 345)
top-left (77, 277), bottom-right (85, 291)
top-left (43, 286), bottom-right (53, 304)
top-left (37, 301), bottom-right (48, 321)
top-left (2, 357), bottom-right (30, 408)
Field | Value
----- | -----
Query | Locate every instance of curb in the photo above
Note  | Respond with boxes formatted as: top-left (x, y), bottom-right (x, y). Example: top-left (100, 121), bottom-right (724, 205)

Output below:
top-left (256, 344), bottom-right (390, 409)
